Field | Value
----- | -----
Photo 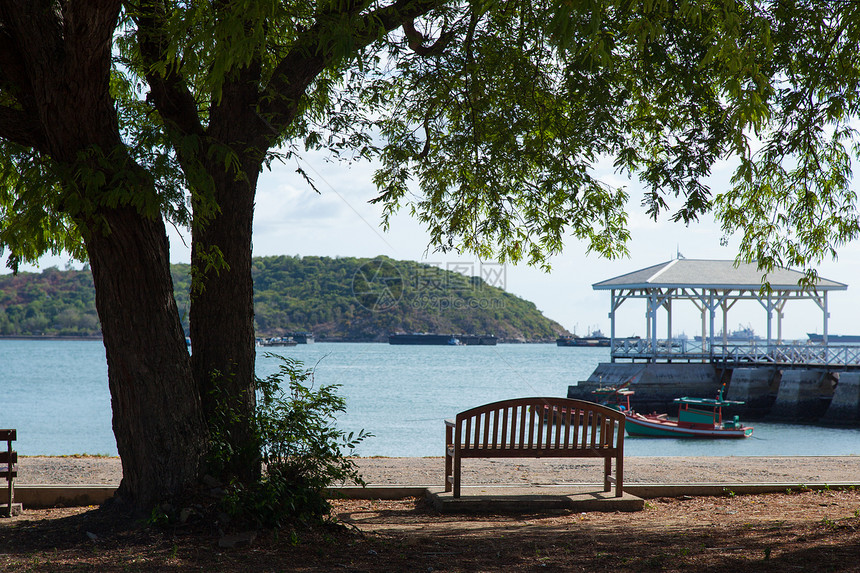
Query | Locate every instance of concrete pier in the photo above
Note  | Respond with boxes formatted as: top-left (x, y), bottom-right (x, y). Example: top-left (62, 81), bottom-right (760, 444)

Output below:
top-left (820, 372), bottom-right (860, 425)
top-left (725, 368), bottom-right (777, 417)
top-left (569, 362), bottom-right (860, 425)
top-left (568, 363), bottom-right (860, 425)
top-left (766, 370), bottom-right (831, 422)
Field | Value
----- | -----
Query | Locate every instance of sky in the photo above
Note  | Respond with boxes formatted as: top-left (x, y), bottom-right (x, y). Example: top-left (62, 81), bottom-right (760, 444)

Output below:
top-left (6, 150), bottom-right (860, 341)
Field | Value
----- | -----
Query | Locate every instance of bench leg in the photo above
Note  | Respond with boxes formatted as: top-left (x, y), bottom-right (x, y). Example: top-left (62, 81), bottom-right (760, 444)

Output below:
top-left (615, 454), bottom-right (623, 498)
top-left (444, 458), bottom-right (452, 493)
top-left (445, 425), bottom-right (453, 493)
top-left (604, 456), bottom-right (611, 493)
top-left (453, 454), bottom-right (461, 498)
top-left (4, 478), bottom-right (11, 518)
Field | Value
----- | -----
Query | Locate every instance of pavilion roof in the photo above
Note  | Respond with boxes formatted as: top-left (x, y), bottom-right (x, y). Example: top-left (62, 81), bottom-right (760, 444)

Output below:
top-left (592, 259), bottom-right (847, 291)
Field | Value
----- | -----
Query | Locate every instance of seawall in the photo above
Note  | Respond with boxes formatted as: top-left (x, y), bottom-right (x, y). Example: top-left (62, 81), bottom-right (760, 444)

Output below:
top-left (567, 363), bottom-right (859, 426)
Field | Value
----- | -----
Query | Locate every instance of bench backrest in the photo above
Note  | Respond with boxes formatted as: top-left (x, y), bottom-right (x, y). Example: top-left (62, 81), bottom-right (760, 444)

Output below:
top-left (453, 398), bottom-right (624, 456)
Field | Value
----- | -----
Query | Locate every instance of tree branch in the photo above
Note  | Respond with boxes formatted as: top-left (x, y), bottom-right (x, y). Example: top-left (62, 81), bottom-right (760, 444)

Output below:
top-left (134, 0), bottom-right (206, 141)
top-left (0, 105), bottom-right (44, 149)
top-left (0, 24), bottom-right (39, 146)
top-left (0, 1), bottom-right (121, 152)
top-left (259, 0), bottom-right (446, 140)
top-left (402, 18), bottom-right (454, 56)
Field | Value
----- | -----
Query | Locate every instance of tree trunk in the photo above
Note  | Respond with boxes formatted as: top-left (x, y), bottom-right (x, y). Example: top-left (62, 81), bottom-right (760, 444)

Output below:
top-left (0, 1), bottom-right (209, 517)
top-left (87, 205), bottom-right (207, 513)
top-left (190, 163), bottom-right (260, 483)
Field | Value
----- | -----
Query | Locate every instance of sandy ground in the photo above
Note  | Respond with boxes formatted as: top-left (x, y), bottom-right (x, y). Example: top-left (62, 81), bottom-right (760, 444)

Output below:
top-left (16, 455), bottom-right (860, 486)
top-left (6, 457), bottom-right (860, 572)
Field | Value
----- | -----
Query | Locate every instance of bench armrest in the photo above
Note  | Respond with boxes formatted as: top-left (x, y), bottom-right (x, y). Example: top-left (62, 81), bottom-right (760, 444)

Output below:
top-left (445, 419), bottom-right (455, 427)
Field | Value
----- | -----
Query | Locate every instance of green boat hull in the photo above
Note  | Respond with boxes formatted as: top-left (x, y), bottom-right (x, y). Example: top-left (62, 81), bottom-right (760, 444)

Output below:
top-left (625, 415), bottom-right (753, 439)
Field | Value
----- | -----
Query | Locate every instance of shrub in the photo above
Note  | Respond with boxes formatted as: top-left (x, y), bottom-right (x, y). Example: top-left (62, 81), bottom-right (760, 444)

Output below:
top-left (211, 354), bottom-right (370, 528)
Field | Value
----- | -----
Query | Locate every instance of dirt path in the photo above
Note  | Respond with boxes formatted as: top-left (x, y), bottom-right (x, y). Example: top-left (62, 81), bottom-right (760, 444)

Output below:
top-left (17, 455), bottom-right (860, 486)
top-left (3, 489), bottom-right (860, 572)
top-left (7, 456), bottom-right (860, 572)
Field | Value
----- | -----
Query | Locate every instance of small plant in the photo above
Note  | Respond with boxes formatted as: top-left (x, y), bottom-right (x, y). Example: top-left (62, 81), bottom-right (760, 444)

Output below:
top-left (147, 505), bottom-right (170, 527)
top-left (212, 354), bottom-right (371, 529)
top-left (764, 547), bottom-right (772, 560)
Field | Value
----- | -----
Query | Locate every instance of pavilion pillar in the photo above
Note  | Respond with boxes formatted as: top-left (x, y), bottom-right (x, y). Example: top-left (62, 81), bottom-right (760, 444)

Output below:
top-left (649, 290), bottom-right (658, 364)
top-left (707, 292), bottom-right (715, 357)
top-left (777, 301), bottom-right (784, 344)
top-left (666, 298), bottom-right (673, 340)
top-left (766, 292), bottom-right (773, 347)
top-left (609, 290), bottom-right (617, 363)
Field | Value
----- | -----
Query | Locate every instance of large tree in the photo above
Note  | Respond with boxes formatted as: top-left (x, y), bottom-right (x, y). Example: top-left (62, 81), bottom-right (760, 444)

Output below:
top-left (0, 1), bottom-right (207, 512)
top-left (2, 0), bottom-right (859, 515)
top-left (122, 0), bottom-right (778, 482)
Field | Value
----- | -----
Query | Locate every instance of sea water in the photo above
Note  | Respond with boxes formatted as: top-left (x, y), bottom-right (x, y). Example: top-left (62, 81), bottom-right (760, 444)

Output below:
top-left (2, 339), bottom-right (860, 457)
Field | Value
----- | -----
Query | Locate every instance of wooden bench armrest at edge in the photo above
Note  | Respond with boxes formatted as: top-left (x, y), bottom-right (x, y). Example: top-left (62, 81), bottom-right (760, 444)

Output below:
top-left (1, 429), bottom-right (16, 518)
top-left (444, 399), bottom-right (624, 498)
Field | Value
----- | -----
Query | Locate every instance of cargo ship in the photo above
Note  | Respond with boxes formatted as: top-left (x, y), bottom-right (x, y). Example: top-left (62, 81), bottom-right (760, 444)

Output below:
top-left (388, 333), bottom-right (497, 346)
top-left (807, 333), bottom-right (860, 344)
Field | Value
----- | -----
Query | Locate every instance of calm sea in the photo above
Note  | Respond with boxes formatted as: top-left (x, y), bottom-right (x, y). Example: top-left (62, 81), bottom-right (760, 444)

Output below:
top-left (2, 340), bottom-right (859, 457)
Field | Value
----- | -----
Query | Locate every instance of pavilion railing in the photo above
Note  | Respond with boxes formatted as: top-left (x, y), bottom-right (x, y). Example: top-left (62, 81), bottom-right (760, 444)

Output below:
top-left (610, 338), bottom-right (860, 368)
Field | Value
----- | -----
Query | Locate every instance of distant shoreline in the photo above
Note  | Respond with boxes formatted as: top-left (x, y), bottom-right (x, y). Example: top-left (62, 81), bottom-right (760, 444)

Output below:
top-left (0, 335), bottom-right (103, 341)
top-left (0, 335), bottom-right (556, 344)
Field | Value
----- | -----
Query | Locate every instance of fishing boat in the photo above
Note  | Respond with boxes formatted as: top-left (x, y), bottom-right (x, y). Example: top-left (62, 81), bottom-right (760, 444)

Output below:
top-left (556, 330), bottom-right (610, 347)
top-left (259, 337), bottom-right (298, 347)
top-left (556, 328), bottom-right (640, 347)
top-left (625, 391), bottom-right (753, 439)
top-left (542, 385), bottom-right (635, 423)
top-left (285, 331), bottom-right (314, 344)
top-left (592, 386), bottom-right (635, 411)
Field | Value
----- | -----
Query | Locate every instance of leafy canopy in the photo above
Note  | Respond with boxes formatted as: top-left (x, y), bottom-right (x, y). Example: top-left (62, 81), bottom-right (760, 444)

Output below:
top-left (714, 1), bottom-right (860, 284)
top-left (4, 1), bottom-right (860, 280)
top-left (112, 0), bottom-right (778, 270)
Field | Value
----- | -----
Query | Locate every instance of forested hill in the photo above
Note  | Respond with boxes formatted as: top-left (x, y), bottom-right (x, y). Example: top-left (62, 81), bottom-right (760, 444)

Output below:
top-left (0, 256), bottom-right (568, 342)
top-left (0, 267), bottom-right (100, 336)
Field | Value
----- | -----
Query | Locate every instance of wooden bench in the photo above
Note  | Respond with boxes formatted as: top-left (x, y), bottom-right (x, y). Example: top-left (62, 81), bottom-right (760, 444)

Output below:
top-left (445, 398), bottom-right (625, 498)
top-left (1, 429), bottom-right (16, 517)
